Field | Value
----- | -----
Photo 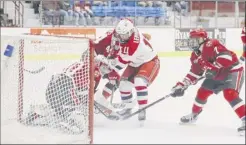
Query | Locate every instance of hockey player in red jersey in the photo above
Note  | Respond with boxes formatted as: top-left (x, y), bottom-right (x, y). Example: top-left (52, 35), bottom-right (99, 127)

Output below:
top-left (93, 36), bottom-right (121, 104)
top-left (240, 26), bottom-right (245, 62)
top-left (95, 18), bottom-right (160, 122)
top-left (170, 28), bottom-right (245, 135)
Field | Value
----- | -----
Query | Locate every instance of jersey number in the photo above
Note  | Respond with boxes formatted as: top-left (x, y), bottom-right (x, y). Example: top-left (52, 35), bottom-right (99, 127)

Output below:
top-left (106, 45), bottom-right (111, 53)
top-left (122, 46), bottom-right (129, 55)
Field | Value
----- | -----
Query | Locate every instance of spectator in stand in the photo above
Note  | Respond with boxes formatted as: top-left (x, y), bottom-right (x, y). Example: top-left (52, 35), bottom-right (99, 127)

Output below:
top-left (153, 1), bottom-right (166, 7)
top-left (173, 1), bottom-right (188, 16)
top-left (137, 1), bottom-right (147, 7)
top-left (180, 1), bottom-right (189, 16)
top-left (68, 0), bottom-right (94, 26)
top-left (137, 1), bottom-right (165, 7)
top-left (110, 1), bottom-right (120, 7)
top-left (92, 0), bottom-right (107, 6)
top-left (42, 1), bottom-right (68, 25)
top-left (32, 1), bottom-right (40, 14)
top-left (84, 1), bottom-right (94, 23)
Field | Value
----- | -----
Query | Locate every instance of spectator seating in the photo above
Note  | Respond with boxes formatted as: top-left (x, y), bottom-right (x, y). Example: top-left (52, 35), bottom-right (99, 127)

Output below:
top-left (38, 0), bottom-right (170, 26)
top-left (91, 6), bottom-right (166, 18)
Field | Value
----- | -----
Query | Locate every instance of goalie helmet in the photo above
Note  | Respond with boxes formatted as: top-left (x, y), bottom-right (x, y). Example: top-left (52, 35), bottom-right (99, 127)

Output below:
top-left (188, 28), bottom-right (208, 52)
top-left (115, 18), bottom-right (134, 43)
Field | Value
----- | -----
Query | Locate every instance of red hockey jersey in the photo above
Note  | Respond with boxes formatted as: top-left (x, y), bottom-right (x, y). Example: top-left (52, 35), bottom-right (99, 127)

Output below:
top-left (184, 39), bottom-right (243, 82)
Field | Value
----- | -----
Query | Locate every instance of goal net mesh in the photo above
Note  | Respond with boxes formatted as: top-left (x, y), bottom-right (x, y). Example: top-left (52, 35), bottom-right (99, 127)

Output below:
top-left (1, 34), bottom-right (94, 144)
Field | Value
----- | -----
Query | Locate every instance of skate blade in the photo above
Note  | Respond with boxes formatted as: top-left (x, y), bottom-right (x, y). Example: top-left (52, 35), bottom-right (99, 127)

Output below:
top-left (179, 121), bottom-right (197, 126)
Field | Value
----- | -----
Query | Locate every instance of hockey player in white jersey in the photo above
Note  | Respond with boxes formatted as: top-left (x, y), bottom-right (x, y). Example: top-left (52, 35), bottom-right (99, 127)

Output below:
top-left (95, 18), bottom-right (160, 123)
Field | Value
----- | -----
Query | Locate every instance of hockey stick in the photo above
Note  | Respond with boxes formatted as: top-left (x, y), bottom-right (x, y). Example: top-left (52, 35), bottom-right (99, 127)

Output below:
top-left (121, 94), bottom-right (171, 120)
top-left (108, 84), bottom-right (127, 109)
top-left (121, 76), bottom-right (206, 120)
top-left (109, 86), bottom-right (114, 105)
top-left (94, 100), bottom-right (121, 120)
top-left (24, 66), bottom-right (45, 74)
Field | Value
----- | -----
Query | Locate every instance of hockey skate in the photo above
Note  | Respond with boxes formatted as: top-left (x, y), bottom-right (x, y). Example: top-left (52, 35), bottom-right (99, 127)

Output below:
top-left (116, 101), bottom-right (135, 117)
top-left (138, 109), bottom-right (146, 127)
top-left (237, 120), bottom-right (245, 136)
top-left (138, 110), bottom-right (146, 121)
top-left (180, 110), bottom-right (202, 125)
top-left (117, 108), bottom-right (132, 116)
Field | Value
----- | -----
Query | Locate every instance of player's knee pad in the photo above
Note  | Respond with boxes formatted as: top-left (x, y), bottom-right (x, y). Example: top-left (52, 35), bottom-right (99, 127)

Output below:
top-left (195, 87), bottom-right (213, 105)
top-left (224, 88), bottom-right (245, 118)
top-left (196, 87), bottom-right (213, 100)
top-left (119, 79), bottom-right (133, 93)
top-left (223, 88), bottom-right (240, 102)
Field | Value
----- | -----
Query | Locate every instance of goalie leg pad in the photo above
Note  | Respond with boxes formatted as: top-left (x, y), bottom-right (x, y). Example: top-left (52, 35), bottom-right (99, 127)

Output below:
top-left (45, 74), bottom-right (77, 118)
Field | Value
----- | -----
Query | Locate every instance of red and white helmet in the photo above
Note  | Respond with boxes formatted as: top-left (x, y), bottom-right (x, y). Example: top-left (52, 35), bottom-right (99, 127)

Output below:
top-left (189, 28), bottom-right (208, 39)
top-left (188, 28), bottom-right (208, 51)
top-left (114, 18), bottom-right (134, 43)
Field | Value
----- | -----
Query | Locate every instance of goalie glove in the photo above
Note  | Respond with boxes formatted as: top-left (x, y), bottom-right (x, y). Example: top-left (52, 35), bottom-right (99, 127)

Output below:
top-left (170, 79), bottom-right (191, 97)
top-left (99, 63), bottom-right (111, 76)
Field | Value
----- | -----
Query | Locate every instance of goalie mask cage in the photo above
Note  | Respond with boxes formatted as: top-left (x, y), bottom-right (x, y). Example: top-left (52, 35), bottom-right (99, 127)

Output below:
top-left (1, 33), bottom-right (94, 144)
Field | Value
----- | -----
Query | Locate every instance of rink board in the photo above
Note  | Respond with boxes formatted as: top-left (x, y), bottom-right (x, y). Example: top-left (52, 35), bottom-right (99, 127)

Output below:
top-left (24, 50), bottom-right (243, 60)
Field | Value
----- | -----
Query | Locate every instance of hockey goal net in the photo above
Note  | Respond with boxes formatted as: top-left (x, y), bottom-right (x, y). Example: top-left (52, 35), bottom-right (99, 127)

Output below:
top-left (1, 28), bottom-right (95, 144)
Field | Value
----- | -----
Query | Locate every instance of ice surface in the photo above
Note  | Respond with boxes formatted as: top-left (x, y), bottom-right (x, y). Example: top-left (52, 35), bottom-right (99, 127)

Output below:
top-left (1, 57), bottom-right (245, 144)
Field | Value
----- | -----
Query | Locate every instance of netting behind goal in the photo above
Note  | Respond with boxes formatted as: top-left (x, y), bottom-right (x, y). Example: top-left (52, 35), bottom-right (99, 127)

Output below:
top-left (1, 34), bottom-right (94, 144)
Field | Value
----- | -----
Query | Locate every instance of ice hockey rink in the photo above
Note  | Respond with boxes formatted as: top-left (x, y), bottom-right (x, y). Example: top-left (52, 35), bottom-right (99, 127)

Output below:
top-left (1, 56), bottom-right (245, 144)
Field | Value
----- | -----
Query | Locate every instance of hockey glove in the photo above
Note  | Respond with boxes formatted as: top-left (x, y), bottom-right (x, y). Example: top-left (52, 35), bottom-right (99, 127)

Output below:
top-left (103, 70), bottom-right (120, 86)
top-left (108, 70), bottom-right (120, 81)
top-left (171, 81), bottom-right (188, 97)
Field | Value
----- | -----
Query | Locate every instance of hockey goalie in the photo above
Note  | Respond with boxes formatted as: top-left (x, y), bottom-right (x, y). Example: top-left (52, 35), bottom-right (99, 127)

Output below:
top-left (23, 46), bottom-right (121, 134)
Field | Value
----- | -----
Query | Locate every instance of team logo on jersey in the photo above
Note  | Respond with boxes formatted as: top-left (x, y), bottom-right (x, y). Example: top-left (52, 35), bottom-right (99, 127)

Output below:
top-left (206, 41), bottom-right (212, 47)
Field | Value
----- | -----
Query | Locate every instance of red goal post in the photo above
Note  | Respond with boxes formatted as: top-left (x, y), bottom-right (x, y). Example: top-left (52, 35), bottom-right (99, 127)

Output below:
top-left (1, 28), bottom-right (96, 144)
